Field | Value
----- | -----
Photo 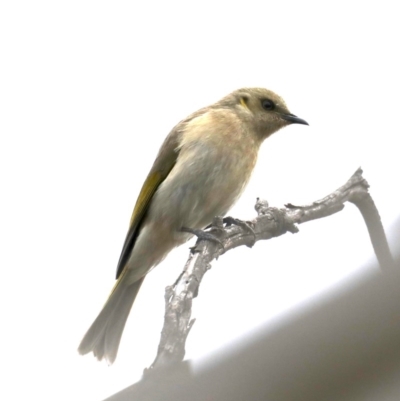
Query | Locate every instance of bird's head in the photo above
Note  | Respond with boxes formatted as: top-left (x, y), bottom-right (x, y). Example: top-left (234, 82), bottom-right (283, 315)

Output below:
top-left (221, 87), bottom-right (308, 140)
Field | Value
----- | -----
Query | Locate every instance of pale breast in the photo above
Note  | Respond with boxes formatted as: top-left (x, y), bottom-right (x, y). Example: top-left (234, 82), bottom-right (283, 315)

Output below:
top-left (147, 109), bottom-right (260, 231)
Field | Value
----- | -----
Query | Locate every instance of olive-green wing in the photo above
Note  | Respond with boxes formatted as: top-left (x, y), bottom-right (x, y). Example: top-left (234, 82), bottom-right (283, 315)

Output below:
top-left (115, 130), bottom-right (182, 279)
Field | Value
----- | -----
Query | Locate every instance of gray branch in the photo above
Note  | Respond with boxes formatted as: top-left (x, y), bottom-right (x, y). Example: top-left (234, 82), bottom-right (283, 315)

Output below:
top-left (147, 168), bottom-right (394, 371)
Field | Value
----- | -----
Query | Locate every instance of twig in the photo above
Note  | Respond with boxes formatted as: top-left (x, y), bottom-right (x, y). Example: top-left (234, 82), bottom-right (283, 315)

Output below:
top-left (148, 168), bottom-right (394, 370)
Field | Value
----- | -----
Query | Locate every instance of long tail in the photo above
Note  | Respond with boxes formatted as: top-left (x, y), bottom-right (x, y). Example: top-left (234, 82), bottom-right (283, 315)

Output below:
top-left (78, 276), bottom-right (145, 364)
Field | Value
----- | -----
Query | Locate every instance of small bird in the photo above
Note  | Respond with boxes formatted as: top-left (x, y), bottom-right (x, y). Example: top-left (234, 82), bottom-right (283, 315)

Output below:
top-left (78, 87), bottom-right (308, 364)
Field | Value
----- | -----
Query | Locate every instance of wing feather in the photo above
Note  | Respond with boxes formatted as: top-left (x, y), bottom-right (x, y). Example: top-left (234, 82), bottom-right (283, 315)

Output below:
top-left (115, 130), bottom-right (182, 279)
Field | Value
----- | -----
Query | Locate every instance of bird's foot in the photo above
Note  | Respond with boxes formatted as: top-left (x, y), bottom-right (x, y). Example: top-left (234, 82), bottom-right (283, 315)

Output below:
top-left (285, 203), bottom-right (303, 209)
top-left (223, 216), bottom-right (257, 247)
top-left (181, 226), bottom-right (224, 249)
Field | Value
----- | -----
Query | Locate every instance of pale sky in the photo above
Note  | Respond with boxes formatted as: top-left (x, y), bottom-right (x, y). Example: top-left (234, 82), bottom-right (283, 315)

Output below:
top-left (1, 1), bottom-right (399, 400)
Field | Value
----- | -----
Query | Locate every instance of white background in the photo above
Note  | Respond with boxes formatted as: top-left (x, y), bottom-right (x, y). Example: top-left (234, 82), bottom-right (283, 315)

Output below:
top-left (1, 1), bottom-right (399, 400)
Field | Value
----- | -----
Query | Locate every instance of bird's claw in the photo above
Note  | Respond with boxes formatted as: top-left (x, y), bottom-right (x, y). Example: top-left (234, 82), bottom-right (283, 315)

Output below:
top-left (181, 226), bottom-right (224, 249)
top-left (223, 216), bottom-right (257, 247)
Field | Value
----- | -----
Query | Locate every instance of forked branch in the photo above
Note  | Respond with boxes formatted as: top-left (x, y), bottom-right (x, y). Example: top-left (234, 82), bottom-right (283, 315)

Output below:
top-left (148, 168), bottom-right (394, 370)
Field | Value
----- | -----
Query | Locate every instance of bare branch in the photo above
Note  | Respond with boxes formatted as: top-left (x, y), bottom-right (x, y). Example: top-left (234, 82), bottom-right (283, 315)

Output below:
top-left (148, 168), bottom-right (394, 370)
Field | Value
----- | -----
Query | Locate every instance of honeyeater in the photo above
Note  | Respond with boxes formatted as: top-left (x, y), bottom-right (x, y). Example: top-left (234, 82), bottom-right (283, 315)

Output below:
top-left (78, 87), bottom-right (308, 364)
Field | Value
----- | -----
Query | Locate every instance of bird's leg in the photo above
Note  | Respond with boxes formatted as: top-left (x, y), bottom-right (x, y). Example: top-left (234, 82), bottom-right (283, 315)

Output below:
top-left (223, 216), bottom-right (257, 247)
top-left (180, 226), bottom-right (224, 249)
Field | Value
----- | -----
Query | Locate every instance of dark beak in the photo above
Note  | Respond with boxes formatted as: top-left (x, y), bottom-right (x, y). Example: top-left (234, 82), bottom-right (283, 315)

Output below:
top-left (281, 113), bottom-right (309, 126)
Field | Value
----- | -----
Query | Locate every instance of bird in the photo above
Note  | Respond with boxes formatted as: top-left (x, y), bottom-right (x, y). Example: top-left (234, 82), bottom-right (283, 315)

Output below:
top-left (78, 87), bottom-right (308, 364)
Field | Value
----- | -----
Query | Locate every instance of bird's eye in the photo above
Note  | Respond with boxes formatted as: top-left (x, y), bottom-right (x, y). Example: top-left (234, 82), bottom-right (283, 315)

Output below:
top-left (261, 99), bottom-right (275, 111)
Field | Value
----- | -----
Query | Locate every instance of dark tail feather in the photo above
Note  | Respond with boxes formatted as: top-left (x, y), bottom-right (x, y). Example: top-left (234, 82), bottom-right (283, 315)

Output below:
top-left (78, 277), bottom-right (145, 364)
